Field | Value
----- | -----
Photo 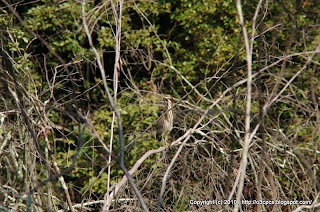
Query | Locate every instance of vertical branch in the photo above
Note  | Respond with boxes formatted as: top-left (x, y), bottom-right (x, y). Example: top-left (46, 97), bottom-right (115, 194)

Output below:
top-left (110, 0), bottom-right (123, 167)
top-left (256, 22), bottom-right (266, 212)
top-left (105, 1), bottom-right (124, 208)
top-left (81, 1), bottom-right (149, 211)
top-left (250, 0), bottom-right (264, 54)
top-left (106, 0), bottom-right (123, 199)
top-left (111, 0), bottom-right (123, 99)
top-left (105, 113), bottom-right (115, 211)
top-left (234, 0), bottom-right (261, 211)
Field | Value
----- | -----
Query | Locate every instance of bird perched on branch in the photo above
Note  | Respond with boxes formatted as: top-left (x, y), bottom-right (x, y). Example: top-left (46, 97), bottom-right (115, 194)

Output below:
top-left (156, 95), bottom-right (174, 142)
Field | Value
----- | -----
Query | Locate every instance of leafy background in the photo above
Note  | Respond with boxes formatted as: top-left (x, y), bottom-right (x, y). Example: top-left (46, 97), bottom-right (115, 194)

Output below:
top-left (0, 0), bottom-right (320, 211)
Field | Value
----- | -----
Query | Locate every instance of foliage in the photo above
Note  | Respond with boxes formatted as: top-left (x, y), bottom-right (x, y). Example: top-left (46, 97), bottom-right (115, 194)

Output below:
top-left (1, 0), bottom-right (320, 211)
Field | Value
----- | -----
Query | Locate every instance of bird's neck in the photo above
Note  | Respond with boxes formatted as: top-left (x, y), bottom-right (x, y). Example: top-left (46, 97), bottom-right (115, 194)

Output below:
top-left (167, 100), bottom-right (173, 116)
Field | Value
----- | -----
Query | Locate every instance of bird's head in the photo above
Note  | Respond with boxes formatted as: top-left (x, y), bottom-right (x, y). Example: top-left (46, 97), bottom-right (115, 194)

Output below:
top-left (163, 95), bottom-right (173, 110)
top-left (163, 95), bottom-right (173, 102)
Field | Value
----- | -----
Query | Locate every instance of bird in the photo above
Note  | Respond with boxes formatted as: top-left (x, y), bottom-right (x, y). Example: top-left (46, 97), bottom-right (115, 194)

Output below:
top-left (156, 95), bottom-right (174, 142)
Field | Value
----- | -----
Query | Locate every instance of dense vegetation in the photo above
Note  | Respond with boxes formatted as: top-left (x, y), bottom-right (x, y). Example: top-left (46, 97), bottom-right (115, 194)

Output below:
top-left (0, 0), bottom-right (319, 211)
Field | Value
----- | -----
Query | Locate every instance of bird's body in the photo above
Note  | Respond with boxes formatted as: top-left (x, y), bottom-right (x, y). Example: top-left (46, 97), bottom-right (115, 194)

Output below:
top-left (156, 96), bottom-right (174, 141)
